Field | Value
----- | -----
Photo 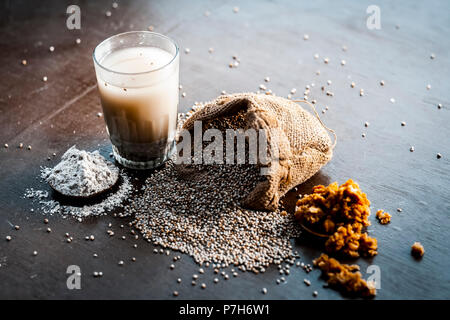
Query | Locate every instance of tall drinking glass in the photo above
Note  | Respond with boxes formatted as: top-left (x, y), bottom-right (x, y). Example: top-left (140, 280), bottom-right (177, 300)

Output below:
top-left (93, 31), bottom-right (179, 169)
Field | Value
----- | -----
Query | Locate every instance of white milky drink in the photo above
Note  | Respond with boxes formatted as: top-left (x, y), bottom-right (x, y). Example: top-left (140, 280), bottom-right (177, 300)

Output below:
top-left (93, 32), bottom-right (179, 169)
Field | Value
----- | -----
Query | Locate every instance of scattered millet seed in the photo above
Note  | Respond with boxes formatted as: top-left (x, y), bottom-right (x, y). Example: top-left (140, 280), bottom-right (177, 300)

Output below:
top-left (410, 146), bottom-right (415, 152)
top-left (76, 38), bottom-right (81, 44)
top-left (6, 236), bottom-right (12, 241)
top-left (46, 228), bottom-right (51, 233)
top-left (401, 122), bottom-right (406, 126)
top-left (430, 53), bottom-right (435, 59)
top-left (148, 25), bottom-right (154, 31)
top-left (90, 235), bottom-right (95, 241)
top-left (184, 48), bottom-right (190, 54)
top-left (181, 92), bottom-right (186, 97)
top-left (304, 279), bottom-right (311, 286)
top-left (49, 46), bottom-right (55, 52)
top-left (14, 225), bottom-right (20, 230)
top-left (342, 45), bottom-right (348, 51)
top-left (98, 272), bottom-right (103, 277)
top-left (362, 133), bottom-right (366, 138)
top-left (173, 291), bottom-right (179, 297)
top-left (360, 89), bottom-right (364, 96)
top-left (44, 218), bottom-right (49, 224)
top-left (131, 257), bottom-right (136, 262)
top-left (201, 283), bottom-right (206, 289)
top-left (264, 77), bottom-right (270, 82)
top-left (118, 260), bottom-right (124, 266)
top-left (233, 6), bottom-right (239, 13)
top-left (390, 98), bottom-right (396, 103)
top-left (105, 11), bottom-right (112, 17)
top-left (42, 76), bottom-right (48, 82)
top-left (262, 288), bottom-right (267, 294)
top-left (303, 34), bottom-right (309, 40)
top-left (341, 60), bottom-right (346, 66)
top-left (316, 70), bottom-right (320, 75)
top-left (364, 122), bottom-right (369, 127)
top-left (177, 278), bottom-right (182, 283)
top-left (313, 291), bottom-right (318, 297)
top-left (33, 251), bottom-right (38, 256)
top-left (19, 143), bottom-right (23, 149)
top-left (93, 253), bottom-right (98, 258)
top-left (208, 47), bottom-right (214, 53)
top-left (214, 278), bottom-right (219, 283)
top-left (97, 112), bottom-right (103, 117)
top-left (199, 268), bottom-right (204, 274)
top-left (380, 80), bottom-right (385, 86)
top-left (437, 103), bottom-right (442, 109)
top-left (426, 84), bottom-right (431, 90)
top-left (22, 60), bottom-right (27, 66)
top-left (4, 143), bottom-right (8, 148)
top-left (191, 281), bottom-right (196, 286)
top-left (170, 264), bottom-right (175, 270)
top-left (327, 80), bottom-right (332, 85)
top-left (323, 57), bottom-right (329, 64)
top-left (437, 153), bottom-right (442, 159)
top-left (350, 82), bottom-right (355, 88)
top-left (66, 238), bottom-right (72, 243)
top-left (112, 2), bottom-right (118, 9)
top-left (314, 53), bottom-right (319, 59)
top-left (27, 145), bottom-right (32, 150)
top-left (397, 208), bottom-right (403, 212)
top-left (93, 272), bottom-right (99, 277)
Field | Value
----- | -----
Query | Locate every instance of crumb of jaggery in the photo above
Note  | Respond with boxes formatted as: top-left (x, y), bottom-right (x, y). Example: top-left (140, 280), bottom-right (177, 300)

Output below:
top-left (295, 179), bottom-right (377, 257)
top-left (411, 242), bottom-right (425, 258)
top-left (376, 209), bottom-right (391, 224)
top-left (313, 253), bottom-right (376, 298)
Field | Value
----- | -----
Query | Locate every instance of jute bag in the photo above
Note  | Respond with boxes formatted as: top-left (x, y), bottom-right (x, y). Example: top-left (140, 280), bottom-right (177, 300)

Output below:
top-left (182, 93), bottom-right (336, 211)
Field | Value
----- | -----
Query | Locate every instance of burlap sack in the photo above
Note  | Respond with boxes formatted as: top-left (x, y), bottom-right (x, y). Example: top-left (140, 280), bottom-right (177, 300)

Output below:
top-left (182, 93), bottom-right (336, 211)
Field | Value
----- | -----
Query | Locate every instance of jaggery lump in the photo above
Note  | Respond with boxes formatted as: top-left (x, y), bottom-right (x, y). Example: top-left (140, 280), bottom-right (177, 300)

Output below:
top-left (295, 179), bottom-right (377, 257)
top-left (313, 253), bottom-right (376, 297)
top-left (411, 242), bottom-right (425, 258)
top-left (376, 209), bottom-right (391, 224)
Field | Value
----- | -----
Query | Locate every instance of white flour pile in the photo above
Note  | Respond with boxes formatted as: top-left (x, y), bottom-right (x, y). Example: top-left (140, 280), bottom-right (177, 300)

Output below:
top-left (25, 146), bottom-right (132, 221)
top-left (41, 146), bottom-right (119, 197)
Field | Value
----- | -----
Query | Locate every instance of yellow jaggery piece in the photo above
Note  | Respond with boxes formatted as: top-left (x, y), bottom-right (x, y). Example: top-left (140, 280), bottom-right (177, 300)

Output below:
top-left (376, 209), bottom-right (391, 224)
top-left (411, 242), bottom-right (425, 258)
top-left (295, 179), bottom-right (377, 257)
top-left (313, 253), bottom-right (376, 298)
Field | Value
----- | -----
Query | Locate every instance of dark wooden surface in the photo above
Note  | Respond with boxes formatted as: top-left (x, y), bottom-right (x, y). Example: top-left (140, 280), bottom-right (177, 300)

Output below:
top-left (1, 0), bottom-right (449, 300)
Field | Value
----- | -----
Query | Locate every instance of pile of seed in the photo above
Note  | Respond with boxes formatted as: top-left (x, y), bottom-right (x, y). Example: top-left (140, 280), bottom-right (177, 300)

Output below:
top-left (126, 109), bottom-right (302, 272)
top-left (127, 162), bottom-right (301, 271)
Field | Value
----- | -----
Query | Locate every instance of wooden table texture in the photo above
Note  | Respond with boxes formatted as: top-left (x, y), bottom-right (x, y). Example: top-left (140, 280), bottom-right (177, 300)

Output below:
top-left (0, 0), bottom-right (449, 299)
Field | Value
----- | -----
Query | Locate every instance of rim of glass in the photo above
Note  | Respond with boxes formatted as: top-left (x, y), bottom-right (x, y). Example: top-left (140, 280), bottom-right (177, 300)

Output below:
top-left (92, 31), bottom-right (179, 76)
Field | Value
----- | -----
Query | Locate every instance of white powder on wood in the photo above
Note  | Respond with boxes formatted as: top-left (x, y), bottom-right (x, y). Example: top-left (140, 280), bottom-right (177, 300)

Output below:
top-left (41, 146), bottom-right (119, 197)
top-left (25, 146), bottom-right (132, 220)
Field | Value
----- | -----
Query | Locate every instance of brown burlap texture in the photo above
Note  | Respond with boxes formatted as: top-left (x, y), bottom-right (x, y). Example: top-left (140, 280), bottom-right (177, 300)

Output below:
top-left (182, 93), bottom-right (335, 211)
